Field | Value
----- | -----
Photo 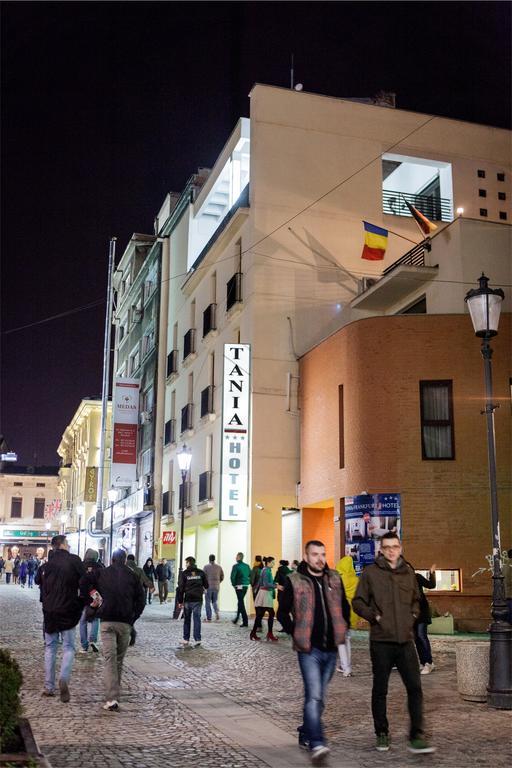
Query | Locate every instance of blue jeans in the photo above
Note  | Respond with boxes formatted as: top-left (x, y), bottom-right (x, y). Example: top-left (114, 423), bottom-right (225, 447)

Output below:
top-left (79, 607), bottom-right (100, 650)
top-left (414, 622), bottom-right (433, 665)
top-left (28, 573), bottom-right (35, 588)
top-left (204, 588), bottom-right (219, 620)
top-left (298, 648), bottom-right (337, 749)
top-left (44, 628), bottom-right (76, 692)
top-left (183, 602), bottom-right (202, 641)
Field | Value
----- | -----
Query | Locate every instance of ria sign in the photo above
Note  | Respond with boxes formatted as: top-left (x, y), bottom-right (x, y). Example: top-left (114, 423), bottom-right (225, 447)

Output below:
top-left (220, 344), bottom-right (250, 521)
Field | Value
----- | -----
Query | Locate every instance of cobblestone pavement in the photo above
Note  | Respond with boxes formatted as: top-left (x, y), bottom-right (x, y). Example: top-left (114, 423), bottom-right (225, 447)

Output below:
top-left (0, 583), bottom-right (510, 768)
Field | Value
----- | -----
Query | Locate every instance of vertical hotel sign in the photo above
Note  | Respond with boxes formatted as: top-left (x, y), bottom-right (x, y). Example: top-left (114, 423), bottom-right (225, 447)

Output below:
top-left (220, 344), bottom-right (250, 521)
top-left (111, 377), bottom-right (140, 487)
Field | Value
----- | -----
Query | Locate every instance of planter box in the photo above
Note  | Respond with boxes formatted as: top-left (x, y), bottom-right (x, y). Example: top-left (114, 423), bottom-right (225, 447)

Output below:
top-left (456, 640), bottom-right (490, 702)
top-left (430, 615), bottom-right (455, 634)
top-left (0, 717), bottom-right (52, 768)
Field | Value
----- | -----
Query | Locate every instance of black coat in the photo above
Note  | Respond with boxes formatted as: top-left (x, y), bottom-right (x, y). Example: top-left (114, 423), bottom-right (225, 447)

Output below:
top-left (416, 572), bottom-right (436, 625)
top-left (176, 564), bottom-right (208, 604)
top-left (41, 549), bottom-right (86, 634)
top-left (155, 562), bottom-right (171, 582)
top-left (83, 562), bottom-right (145, 625)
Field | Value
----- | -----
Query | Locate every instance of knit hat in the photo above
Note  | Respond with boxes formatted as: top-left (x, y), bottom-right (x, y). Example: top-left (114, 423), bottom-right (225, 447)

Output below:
top-left (84, 548), bottom-right (99, 562)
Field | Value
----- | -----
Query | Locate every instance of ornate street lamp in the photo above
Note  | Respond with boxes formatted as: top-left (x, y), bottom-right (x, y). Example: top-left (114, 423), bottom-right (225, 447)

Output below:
top-left (173, 444), bottom-right (192, 618)
top-left (465, 273), bottom-right (511, 710)
top-left (107, 487), bottom-right (118, 563)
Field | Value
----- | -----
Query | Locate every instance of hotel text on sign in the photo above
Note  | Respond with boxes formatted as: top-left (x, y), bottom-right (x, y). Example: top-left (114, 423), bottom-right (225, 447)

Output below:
top-left (220, 344), bottom-right (250, 522)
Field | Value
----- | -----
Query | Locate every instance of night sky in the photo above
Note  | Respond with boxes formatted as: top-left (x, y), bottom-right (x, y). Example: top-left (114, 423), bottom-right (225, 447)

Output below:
top-left (1, 1), bottom-right (511, 466)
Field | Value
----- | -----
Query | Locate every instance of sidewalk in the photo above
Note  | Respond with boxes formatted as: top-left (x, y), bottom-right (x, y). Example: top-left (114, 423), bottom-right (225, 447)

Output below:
top-left (0, 584), bottom-right (509, 768)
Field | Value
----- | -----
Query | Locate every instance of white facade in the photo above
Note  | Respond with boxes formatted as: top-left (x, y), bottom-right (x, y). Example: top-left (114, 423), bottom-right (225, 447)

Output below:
top-left (157, 85), bottom-right (511, 609)
top-left (0, 469), bottom-right (60, 559)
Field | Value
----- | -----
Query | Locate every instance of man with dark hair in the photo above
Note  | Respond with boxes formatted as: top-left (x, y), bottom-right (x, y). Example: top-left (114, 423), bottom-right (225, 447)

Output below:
top-left (280, 540), bottom-right (348, 766)
top-left (82, 548), bottom-right (145, 711)
top-left (353, 532), bottom-right (435, 754)
top-left (203, 554), bottom-right (224, 621)
top-left (126, 553), bottom-right (155, 594)
top-left (177, 556), bottom-right (208, 646)
top-left (40, 535), bottom-right (85, 701)
top-left (230, 552), bottom-right (251, 627)
top-left (155, 557), bottom-right (171, 604)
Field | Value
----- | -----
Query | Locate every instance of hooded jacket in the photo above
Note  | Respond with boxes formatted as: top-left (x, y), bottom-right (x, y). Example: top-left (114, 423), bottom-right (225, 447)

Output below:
top-left (41, 549), bottom-right (86, 634)
top-left (335, 556), bottom-right (360, 629)
top-left (85, 562), bottom-right (145, 625)
top-left (176, 562), bottom-right (208, 603)
top-left (353, 554), bottom-right (421, 643)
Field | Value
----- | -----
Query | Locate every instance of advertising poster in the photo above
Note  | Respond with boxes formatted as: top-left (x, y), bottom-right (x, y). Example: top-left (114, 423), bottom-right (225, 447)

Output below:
top-left (220, 344), bottom-right (250, 521)
top-left (111, 377), bottom-right (140, 487)
top-left (344, 493), bottom-right (401, 574)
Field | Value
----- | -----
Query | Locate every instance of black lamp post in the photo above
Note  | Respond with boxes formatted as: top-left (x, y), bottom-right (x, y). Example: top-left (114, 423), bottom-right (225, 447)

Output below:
top-left (173, 444), bottom-right (192, 619)
top-left (465, 273), bottom-right (511, 710)
top-left (107, 487), bottom-right (118, 563)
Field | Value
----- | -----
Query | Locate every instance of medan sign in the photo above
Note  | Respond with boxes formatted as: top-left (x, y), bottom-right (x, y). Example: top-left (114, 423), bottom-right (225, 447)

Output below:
top-left (220, 344), bottom-right (250, 522)
top-left (111, 377), bottom-right (140, 487)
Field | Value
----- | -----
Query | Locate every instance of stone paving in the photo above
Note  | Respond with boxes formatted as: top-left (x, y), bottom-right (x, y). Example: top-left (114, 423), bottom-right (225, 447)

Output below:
top-left (0, 583), bottom-right (510, 768)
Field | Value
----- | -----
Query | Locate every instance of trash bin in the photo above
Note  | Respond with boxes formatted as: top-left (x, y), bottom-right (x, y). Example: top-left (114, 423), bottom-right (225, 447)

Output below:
top-left (455, 640), bottom-right (490, 702)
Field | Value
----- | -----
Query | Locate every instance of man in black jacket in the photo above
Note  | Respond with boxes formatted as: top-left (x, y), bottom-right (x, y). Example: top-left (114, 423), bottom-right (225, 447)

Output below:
top-left (82, 548), bottom-right (145, 711)
top-left (40, 535), bottom-right (85, 701)
top-left (155, 558), bottom-right (171, 604)
top-left (176, 556), bottom-right (208, 647)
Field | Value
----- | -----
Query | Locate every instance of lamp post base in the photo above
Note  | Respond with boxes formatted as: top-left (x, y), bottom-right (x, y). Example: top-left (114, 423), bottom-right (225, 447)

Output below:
top-left (487, 620), bottom-right (512, 710)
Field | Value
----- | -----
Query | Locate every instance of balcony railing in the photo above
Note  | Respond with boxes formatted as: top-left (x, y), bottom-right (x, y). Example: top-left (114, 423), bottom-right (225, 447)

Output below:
top-left (382, 241), bottom-right (430, 277)
top-left (183, 329), bottom-right (196, 360)
top-left (198, 471), bottom-right (212, 502)
top-left (164, 418), bottom-right (176, 446)
top-left (203, 303), bottom-right (217, 337)
top-left (180, 403), bottom-right (193, 434)
top-left (167, 349), bottom-right (178, 377)
top-left (226, 272), bottom-right (242, 312)
top-left (382, 190), bottom-right (452, 222)
top-left (200, 385), bottom-right (214, 418)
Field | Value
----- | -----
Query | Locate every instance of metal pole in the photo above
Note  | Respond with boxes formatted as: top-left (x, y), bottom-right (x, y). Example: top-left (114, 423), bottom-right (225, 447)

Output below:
top-left (77, 515), bottom-right (81, 558)
top-left (96, 237), bottom-right (117, 531)
top-left (109, 502), bottom-right (114, 563)
top-left (481, 338), bottom-right (512, 710)
top-left (173, 468), bottom-right (187, 618)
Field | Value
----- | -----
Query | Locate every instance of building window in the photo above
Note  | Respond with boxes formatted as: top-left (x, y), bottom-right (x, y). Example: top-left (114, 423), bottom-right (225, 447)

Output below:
top-left (226, 272), bottom-right (242, 311)
top-left (479, 208), bottom-right (488, 217)
top-left (399, 295), bottom-right (427, 315)
top-left (499, 211), bottom-right (508, 221)
top-left (416, 569), bottom-right (461, 592)
top-left (477, 169), bottom-right (486, 178)
top-left (497, 172), bottom-right (505, 182)
top-left (419, 380), bottom-right (455, 460)
top-left (36, 482), bottom-right (46, 487)
top-left (338, 385), bottom-right (344, 469)
top-left (34, 498), bottom-right (45, 519)
top-left (162, 490), bottom-right (169, 518)
top-left (11, 497), bottom-right (22, 518)
top-left (198, 470), bottom-right (212, 502)
top-left (164, 419), bottom-right (176, 446)
top-left (129, 345), bottom-right (140, 375)
top-left (478, 189), bottom-right (487, 197)
top-left (498, 192), bottom-right (506, 201)
top-left (13, 482), bottom-right (22, 487)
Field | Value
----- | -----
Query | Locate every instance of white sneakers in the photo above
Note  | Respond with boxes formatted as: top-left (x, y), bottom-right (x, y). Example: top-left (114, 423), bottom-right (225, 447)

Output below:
top-left (103, 700), bottom-right (119, 711)
top-left (310, 745), bottom-right (330, 765)
top-left (420, 662), bottom-right (435, 675)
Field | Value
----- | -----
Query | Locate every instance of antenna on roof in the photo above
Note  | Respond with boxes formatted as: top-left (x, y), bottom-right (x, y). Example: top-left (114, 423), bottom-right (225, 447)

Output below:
top-left (290, 53), bottom-right (294, 89)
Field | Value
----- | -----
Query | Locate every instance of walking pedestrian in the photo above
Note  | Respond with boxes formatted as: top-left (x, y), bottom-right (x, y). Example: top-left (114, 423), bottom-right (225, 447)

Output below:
top-left (155, 558), bottom-right (171, 604)
top-left (12, 555), bottom-right (20, 585)
top-left (19, 558), bottom-right (28, 588)
top-left (142, 557), bottom-right (157, 604)
top-left (230, 552), bottom-right (251, 627)
top-left (352, 531), bottom-right (435, 754)
top-left (250, 557), bottom-right (279, 642)
top-left (414, 564), bottom-right (436, 675)
top-left (27, 555), bottom-right (37, 588)
top-left (82, 548), bottom-right (145, 711)
top-left (279, 540), bottom-right (348, 766)
top-left (40, 535), bottom-right (85, 701)
top-left (4, 557), bottom-right (14, 584)
top-left (78, 549), bottom-right (104, 654)
top-left (203, 554), bottom-right (224, 621)
top-left (275, 559), bottom-right (292, 632)
top-left (126, 554), bottom-right (155, 597)
top-left (177, 556), bottom-right (208, 646)
top-left (250, 555), bottom-right (264, 598)
top-left (335, 555), bottom-right (359, 676)
top-left (0, 556), bottom-right (4, 581)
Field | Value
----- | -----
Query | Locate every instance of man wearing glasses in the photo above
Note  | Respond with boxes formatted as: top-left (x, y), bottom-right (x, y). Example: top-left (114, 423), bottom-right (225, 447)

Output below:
top-left (353, 531), bottom-right (435, 755)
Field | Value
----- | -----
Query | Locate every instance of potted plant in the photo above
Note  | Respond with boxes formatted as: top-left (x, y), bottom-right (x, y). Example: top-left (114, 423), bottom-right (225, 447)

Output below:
top-left (0, 648), bottom-right (51, 767)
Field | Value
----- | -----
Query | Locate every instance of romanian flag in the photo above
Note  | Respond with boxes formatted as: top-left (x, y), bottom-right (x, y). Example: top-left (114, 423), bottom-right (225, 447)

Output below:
top-left (361, 221), bottom-right (388, 261)
top-left (405, 201), bottom-right (438, 235)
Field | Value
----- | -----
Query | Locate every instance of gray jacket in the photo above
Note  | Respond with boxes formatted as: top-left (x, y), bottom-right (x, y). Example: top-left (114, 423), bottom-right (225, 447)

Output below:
top-left (203, 562), bottom-right (224, 590)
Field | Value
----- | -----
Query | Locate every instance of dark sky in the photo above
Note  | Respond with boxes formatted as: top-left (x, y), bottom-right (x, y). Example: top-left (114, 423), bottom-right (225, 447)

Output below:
top-left (1, 1), bottom-right (511, 466)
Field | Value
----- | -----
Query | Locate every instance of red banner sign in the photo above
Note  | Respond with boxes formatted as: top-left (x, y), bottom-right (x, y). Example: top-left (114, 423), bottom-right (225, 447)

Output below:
top-left (162, 531), bottom-right (176, 545)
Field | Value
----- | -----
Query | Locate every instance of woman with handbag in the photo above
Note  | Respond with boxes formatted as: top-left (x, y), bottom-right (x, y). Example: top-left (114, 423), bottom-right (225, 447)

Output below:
top-left (250, 557), bottom-right (278, 642)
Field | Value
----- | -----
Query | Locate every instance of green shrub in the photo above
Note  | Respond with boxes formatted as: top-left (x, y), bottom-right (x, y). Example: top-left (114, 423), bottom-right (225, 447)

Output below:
top-left (0, 648), bottom-right (23, 752)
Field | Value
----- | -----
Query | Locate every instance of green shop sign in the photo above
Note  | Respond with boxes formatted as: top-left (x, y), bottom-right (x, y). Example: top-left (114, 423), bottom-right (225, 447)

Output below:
top-left (2, 530), bottom-right (58, 538)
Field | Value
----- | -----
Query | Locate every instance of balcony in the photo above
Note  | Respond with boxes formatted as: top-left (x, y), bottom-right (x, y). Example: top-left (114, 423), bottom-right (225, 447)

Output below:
top-left (166, 349), bottom-right (178, 378)
top-left (164, 418), bottom-right (176, 446)
top-left (198, 471), bottom-right (212, 503)
top-left (183, 329), bottom-right (196, 361)
top-left (203, 303), bottom-right (217, 338)
top-left (180, 403), bottom-right (194, 434)
top-left (383, 190), bottom-right (452, 222)
top-left (179, 480), bottom-right (192, 510)
top-left (200, 385), bottom-right (215, 418)
top-left (226, 272), bottom-right (242, 312)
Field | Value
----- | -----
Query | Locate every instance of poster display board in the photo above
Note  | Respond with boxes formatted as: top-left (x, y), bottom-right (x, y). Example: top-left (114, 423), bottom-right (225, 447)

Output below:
top-left (111, 377), bottom-right (140, 487)
top-left (344, 493), bottom-right (401, 574)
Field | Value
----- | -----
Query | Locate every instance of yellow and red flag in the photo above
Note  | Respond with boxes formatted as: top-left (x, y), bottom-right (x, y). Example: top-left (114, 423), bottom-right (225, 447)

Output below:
top-left (361, 221), bottom-right (388, 260)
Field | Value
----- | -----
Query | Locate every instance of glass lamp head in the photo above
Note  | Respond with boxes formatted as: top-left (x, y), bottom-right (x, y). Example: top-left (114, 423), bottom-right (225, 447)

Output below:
top-left (177, 444), bottom-right (192, 474)
top-left (465, 274), bottom-right (504, 338)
